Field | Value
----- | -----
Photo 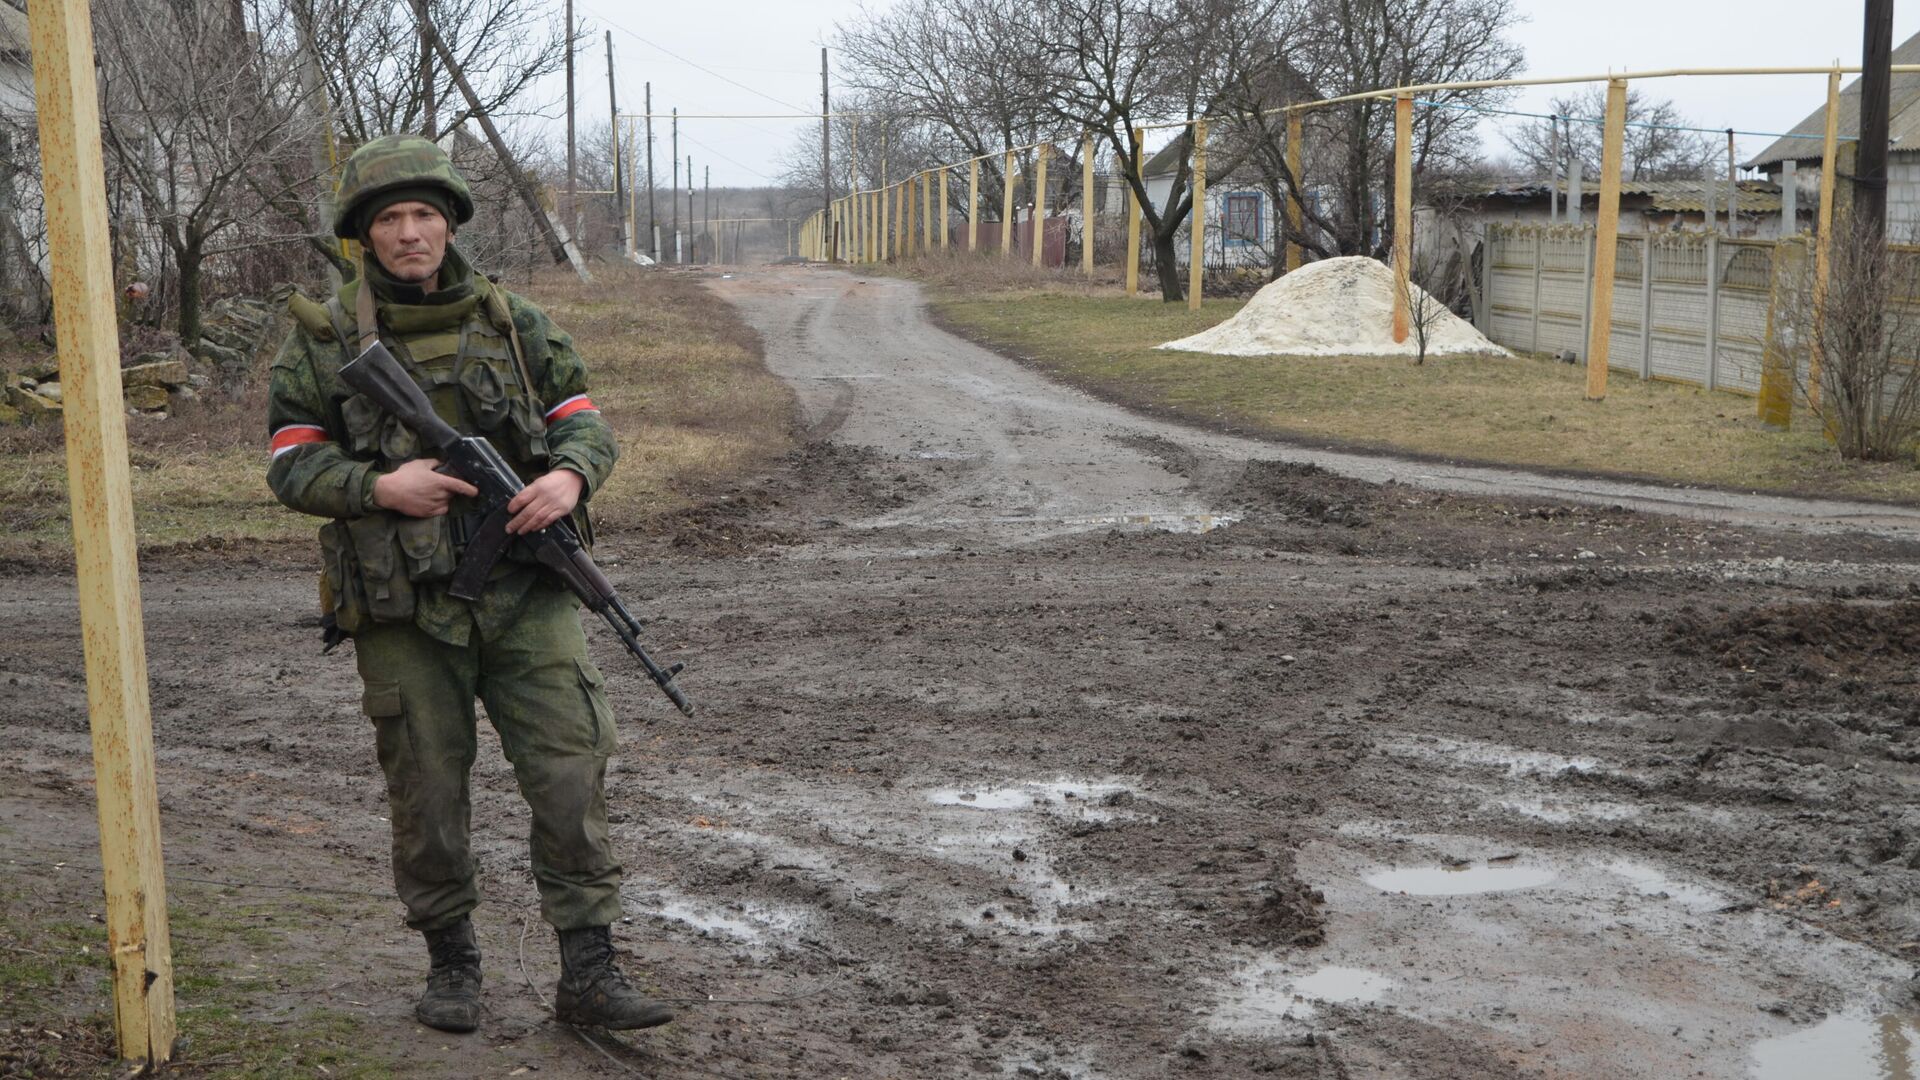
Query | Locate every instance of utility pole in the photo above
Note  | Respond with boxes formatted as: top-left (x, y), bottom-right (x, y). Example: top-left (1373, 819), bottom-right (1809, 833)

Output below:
top-left (645, 82), bottom-right (657, 260)
top-left (704, 165), bottom-right (711, 264)
top-left (413, 0), bottom-right (435, 136)
top-left (821, 46), bottom-right (834, 262)
top-left (416, 7), bottom-right (589, 278)
top-left (606, 32), bottom-right (625, 252)
top-left (564, 0), bottom-right (575, 236)
top-left (671, 110), bottom-right (680, 263)
top-left (687, 155), bottom-right (694, 261)
top-left (1859, 0), bottom-right (1893, 245)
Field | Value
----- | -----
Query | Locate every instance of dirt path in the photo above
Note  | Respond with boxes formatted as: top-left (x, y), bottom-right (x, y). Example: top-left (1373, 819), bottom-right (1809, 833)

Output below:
top-left (5, 265), bottom-right (1920, 1079)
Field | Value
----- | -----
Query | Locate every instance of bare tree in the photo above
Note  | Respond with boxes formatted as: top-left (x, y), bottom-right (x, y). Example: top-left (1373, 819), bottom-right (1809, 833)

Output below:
top-left (94, 0), bottom-right (323, 350)
top-left (1504, 86), bottom-right (1720, 182)
top-left (1778, 221), bottom-right (1920, 460)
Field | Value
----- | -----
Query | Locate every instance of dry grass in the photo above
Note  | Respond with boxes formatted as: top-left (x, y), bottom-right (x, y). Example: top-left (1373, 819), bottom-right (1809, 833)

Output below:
top-left (0, 264), bottom-right (792, 559)
top-left (933, 290), bottom-right (1920, 504)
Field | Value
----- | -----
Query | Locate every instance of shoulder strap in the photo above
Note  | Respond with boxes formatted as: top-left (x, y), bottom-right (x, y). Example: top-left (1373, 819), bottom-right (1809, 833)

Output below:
top-left (480, 281), bottom-right (544, 416)
top-left (354, 256), bottom-right (380, 353)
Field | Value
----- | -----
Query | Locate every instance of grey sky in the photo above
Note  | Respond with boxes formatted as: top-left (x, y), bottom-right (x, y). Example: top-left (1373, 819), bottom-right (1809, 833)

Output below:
top-left (541, 0), bottom-right (1920, 189)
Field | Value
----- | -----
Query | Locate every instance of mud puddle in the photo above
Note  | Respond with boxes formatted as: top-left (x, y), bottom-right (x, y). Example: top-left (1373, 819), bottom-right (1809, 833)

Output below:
top-left (1751, 1011), bottom-right (1919, 1079)
top-left (1366, 861), bottom-right (1558, 896)
top-left (1208, 958), bottom-right (1396, 1031)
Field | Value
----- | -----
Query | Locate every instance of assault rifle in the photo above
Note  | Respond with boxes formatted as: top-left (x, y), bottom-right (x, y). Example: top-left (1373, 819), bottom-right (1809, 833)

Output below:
top-left (339, 341), bottom-right (694, 717)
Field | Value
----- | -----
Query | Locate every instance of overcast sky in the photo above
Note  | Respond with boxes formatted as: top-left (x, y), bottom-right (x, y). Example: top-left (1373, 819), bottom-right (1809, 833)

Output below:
top-left (539, 0), bottom-right (1920, 189)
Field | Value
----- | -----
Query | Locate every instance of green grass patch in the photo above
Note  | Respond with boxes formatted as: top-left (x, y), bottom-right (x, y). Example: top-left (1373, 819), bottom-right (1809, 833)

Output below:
top-left (0, 264), bottom-right (793, 560)
top-left (934, 289), bottom-right (1920, 503)
top-left (0, 878), bottom-right (396, 1078)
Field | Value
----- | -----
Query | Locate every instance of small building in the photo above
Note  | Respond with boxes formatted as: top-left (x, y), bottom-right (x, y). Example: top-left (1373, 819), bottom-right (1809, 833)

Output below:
top-left (1138, 140), bottom-right (1282, 269)
top-left (1744, 27), bottom-right (1920, 241)
top-left (1455, 178), bottom-right (1797, 238)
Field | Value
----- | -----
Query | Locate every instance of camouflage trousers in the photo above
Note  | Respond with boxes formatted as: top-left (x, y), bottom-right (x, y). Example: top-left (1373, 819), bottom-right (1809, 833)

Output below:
top-left (353, 583), bottom-right (623, 932)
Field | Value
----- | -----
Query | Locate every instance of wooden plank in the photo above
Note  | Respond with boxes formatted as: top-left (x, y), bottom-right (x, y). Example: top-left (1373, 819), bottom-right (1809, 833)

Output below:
top-left (922, 170), bottom-right (933, 253)
top-left (1082, 135), bottom-right (1095, 277)
top-left (939, 167), bottom-right (949, 250)
top-left (1032, 145), bottom-right (1050, 267)
top-left (1585, 77), bottom-right (1630, 400)
top-left (968, 158), bottom-right (980, 252)
top-left (1286, 112), bottom-right (1303, 273)
top-left (1002, 150), bottom-right (1017, 257)
top-left (1188, 119), bottom-right (1207, 311)
top-left (27, 0), bottom-right (176, 1063)
top-left (1811, 67), bottom-right (1842, 411)
top-left (1392, 95), bottom-right (1412, 343)
top-left (1126, 128), bottom-right (1143, 296)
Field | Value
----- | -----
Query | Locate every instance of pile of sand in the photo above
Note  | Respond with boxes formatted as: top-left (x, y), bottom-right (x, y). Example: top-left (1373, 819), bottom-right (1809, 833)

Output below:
top-left (1158, 256), bottom-right (1507, 358)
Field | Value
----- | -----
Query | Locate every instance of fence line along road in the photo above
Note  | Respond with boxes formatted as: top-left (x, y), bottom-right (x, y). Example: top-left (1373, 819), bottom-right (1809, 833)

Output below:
top-left (796, 62), bottom-right (1895, 435)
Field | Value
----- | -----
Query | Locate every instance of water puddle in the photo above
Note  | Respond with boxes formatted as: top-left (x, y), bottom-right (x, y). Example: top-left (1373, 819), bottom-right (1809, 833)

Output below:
top-left (927, 778), bottom-right (1137, 817)
top-left (1751, 1012), bottom-right (1919, 1079)
top-left (1386, 736), bottom-right (1600, 778)
top-left (1494, 796), bottom-right (1641, 824)
top-left (644, 895), bottom-right (808, 950)
top-left (1055, 512), bottom-right (1239, 534)
top-left (1207, 958), bottom-right (1395, 1032)
top-left (1605, 859), bottom-right (1727, 913)
top-left (913, 450), bottom-right (978, 461)
top-left (1366, 862), bottom-right (1557, 896)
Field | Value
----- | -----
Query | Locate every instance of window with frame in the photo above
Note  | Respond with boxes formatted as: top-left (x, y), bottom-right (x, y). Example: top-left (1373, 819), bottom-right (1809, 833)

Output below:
top-left (1223, 192), bottom-right (1262, 246)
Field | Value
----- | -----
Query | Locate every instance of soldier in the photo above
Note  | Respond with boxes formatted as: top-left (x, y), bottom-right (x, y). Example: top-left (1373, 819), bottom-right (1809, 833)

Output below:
top-left (266, 135), bottom-right (672, 1035)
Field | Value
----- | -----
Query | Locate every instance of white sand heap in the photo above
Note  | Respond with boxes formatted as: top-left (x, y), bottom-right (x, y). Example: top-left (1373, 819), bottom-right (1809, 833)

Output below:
top-left (1158, 255), bottom-right (1507, 358)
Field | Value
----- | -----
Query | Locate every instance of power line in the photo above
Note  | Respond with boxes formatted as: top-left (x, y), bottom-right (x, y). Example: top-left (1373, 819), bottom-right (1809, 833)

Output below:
top-left (680, 131), bottom-right (780, 183)
top-left (594, 14), bottom-right (812, 114)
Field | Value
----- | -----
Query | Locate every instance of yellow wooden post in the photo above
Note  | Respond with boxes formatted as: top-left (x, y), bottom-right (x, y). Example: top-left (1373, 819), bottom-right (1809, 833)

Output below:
top-left (968, 158), bottom-right (980, 252)
top-left (28, 0), bottom-right (176, 1064)
top-left (1188, 120), bottom-right (1208, 311)
top-left (1082, 135), bottom-right (1096, 277)
top-left (922, 170), bottom-right (933, 253)
top-left (1286, 111), bottom-right (1303, 273)
top-left (939, 167), bottom-right (949, 250)
top-left (1392, 95), bottom-right (1413, 343)
top-left (1126, 127), bottom-right (1143, 296)
top-left (1585, 77), bottom-right (1630, 401)
top-left (1001, 150), bottom-right (1017, 257)
top-left (898, 181), bottom-right (908, 258)
top-left (1810, 67), bottom-right (1842, 412)
top-left (1032, 144), bottom-right (1050, 267)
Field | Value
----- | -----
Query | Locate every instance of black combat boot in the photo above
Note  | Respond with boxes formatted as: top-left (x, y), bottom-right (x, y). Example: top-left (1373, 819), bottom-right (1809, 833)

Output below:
top-left (415, 918), bottom-right (483, 1033)
top-left (553, 925), bottom-right (674, 1030)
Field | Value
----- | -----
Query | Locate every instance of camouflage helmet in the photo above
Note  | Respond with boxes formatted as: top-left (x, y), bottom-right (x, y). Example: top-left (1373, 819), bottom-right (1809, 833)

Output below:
top-left (332, 134), bottom-right (475, 239)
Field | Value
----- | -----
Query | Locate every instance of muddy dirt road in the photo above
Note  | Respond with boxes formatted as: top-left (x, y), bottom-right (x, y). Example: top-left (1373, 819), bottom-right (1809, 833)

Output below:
top-left (7, 265), bottom-right (1920, 1079)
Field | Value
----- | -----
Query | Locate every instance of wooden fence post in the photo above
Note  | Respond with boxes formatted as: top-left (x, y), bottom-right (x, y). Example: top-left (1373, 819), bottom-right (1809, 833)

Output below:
top-left (1585, 77), bottom-right (1629, 400)
top-left (923, 170), bottom-right (933, 253)
top-left (939, 166), bottom-right (949, 250)
top-left (1082, 134), bottom-right (1095, 277)
top-left (968, 157), bottom-right (980, 252)
top-left (27, 0), bottom-right (176, 1064)
top-left (1810, 67), bottom-right (1842, 412)
top-left (1032, 144), bottom-right (1050, 267)
top-left (1392, 94), bottom-right (1412, 343)
top-left (1188, 119), bottom-right (1207, 311)
top-left (1126, 127), bottom-right (1143, 296)
top-left (1002, 150), bottom-right (1017, 257)
top-left (1285, 111), bottom-right (1304, 273)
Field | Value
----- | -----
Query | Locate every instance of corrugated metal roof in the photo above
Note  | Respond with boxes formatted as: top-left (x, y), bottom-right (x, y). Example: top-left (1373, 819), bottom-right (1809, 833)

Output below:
top-left (1745, 29), bottom-right (1920, 168)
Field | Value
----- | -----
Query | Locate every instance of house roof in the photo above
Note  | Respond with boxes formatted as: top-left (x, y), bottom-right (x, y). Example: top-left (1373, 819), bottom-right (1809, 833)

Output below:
top-left (1477, 178), bottom-right (1784, 215)
top-left (1744, 29), bottom-right (1920, 168)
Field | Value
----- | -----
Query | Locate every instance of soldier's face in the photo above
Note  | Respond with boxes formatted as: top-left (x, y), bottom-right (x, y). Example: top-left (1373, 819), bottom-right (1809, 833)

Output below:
top-left (368, 201), bottom-right (449, 288)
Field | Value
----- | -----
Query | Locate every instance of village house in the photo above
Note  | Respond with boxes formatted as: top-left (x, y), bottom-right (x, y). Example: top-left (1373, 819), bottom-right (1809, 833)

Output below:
top-left (1744, 26), bottom-right (1920, 241)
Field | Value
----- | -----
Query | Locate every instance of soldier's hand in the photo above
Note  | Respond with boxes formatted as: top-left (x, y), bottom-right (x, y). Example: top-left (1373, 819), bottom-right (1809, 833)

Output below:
top-left (372, 458), bottom-right (478, 517)
top-left (506, 468), bottom-right (585, 534)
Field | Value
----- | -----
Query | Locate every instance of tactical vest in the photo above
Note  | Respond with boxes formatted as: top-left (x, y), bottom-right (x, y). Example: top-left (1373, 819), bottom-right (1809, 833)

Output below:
top-left (305, 272), bottom-right (568, 634)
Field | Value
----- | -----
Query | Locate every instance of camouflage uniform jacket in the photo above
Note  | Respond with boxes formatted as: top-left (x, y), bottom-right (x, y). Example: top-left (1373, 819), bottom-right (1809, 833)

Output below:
top-left (266, 246), bottom-right (619, 647)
